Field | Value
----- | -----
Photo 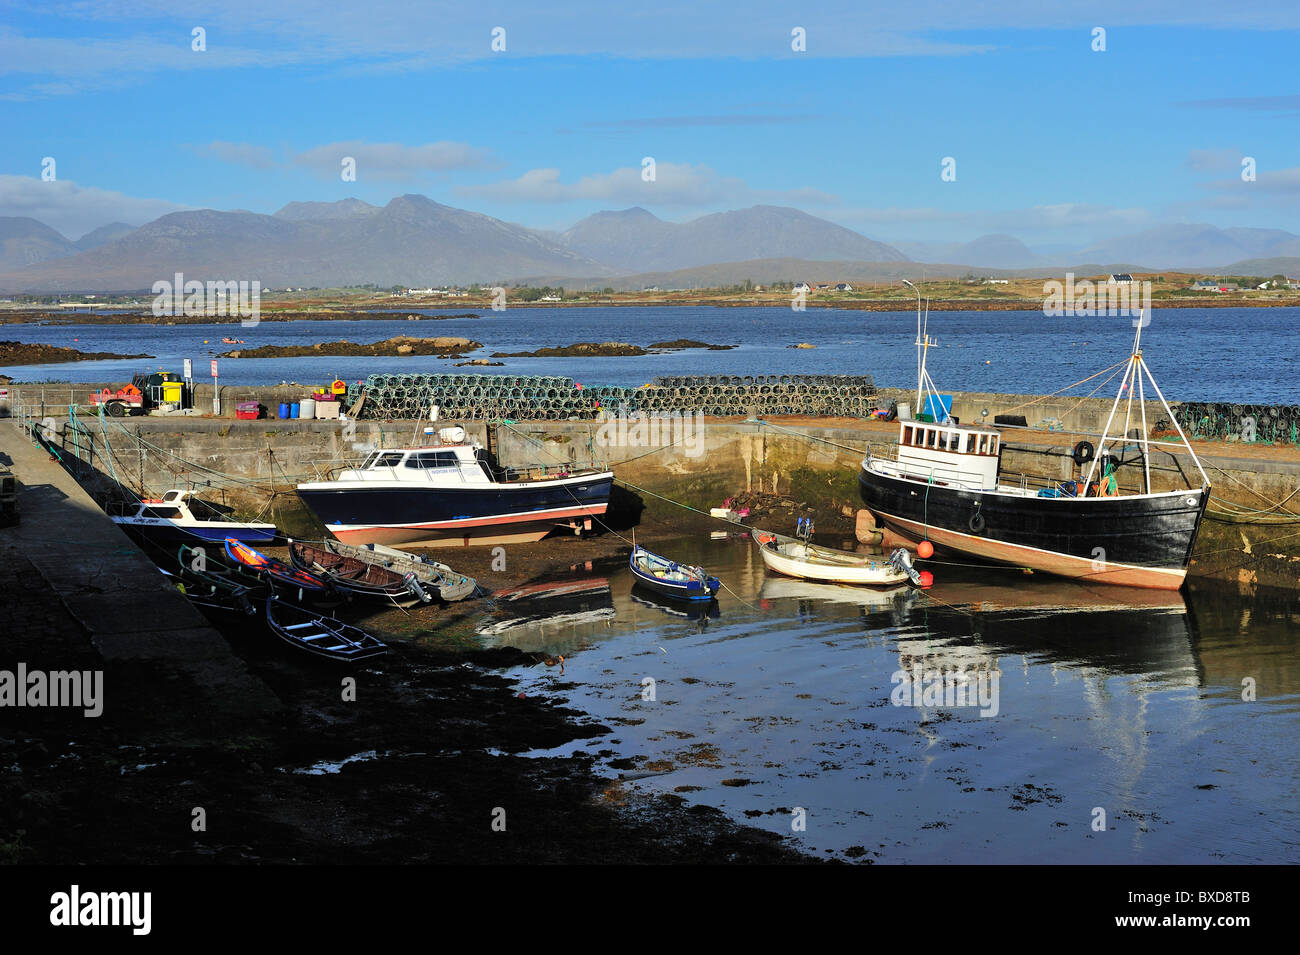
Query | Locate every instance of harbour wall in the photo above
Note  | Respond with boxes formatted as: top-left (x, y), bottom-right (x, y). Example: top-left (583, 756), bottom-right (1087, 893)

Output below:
top-left (18, 406), bottom-right (1300, 594)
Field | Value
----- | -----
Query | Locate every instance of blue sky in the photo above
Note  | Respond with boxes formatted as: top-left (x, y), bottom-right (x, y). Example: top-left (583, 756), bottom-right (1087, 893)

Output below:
top-left (2, 1), bottom-right (1297, 245)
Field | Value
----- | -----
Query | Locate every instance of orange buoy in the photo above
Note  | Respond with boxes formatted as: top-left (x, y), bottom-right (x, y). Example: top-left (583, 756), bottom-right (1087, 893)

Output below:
top-left (918, 570), bottom-right (934, 588)
top-left (918, 540), bottom-right (934, 559)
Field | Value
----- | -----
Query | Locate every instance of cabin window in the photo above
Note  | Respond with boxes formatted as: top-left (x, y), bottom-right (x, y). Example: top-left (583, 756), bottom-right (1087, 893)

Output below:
top-left (990, 438), bottom-right (998, 454)
top-left (963, 434), bottom-right (975, 453)
top-left (976, 435), bottom-right (987, 454)
top-left (374, 452), bottom-right (405, 467)
top-left (926, 429), bottom-right (938, 449)
top-left (142, 506), bottom-right (181, 519)
top-left (902, 425), bottom-right (914, 446)
top-left (404, 451), bottom-right (460, 469)
top-left (359, 451), bottom-right (380, 469)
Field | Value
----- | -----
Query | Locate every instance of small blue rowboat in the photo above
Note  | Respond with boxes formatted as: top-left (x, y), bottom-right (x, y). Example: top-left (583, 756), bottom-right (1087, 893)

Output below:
top-left (629, 545), bottom-right (720, 601)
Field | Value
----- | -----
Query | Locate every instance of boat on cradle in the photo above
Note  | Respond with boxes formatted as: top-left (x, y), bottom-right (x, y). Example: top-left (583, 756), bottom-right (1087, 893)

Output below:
top-left (319, 539), bottom-right (477, 602)
top-left (753, 526), bottom-right (919, 586)
top-left (629, 544), bottom-right (720, 601)
top-left (857, 284), bottom-right (1210, 590)
top-left (295, 426), bottom-right (614, 548)
top-left (110, 489), bottom-right (277, 547)
top-left (223, 538), bottom-right (340, 606)
top-left (264, 597), bottom-right (388, 663)
top-left (288, 540), bottom-right (429, 608)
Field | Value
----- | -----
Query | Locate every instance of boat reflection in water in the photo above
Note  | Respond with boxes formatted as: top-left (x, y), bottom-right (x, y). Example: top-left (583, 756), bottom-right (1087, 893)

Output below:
top-left (904, 573), bottom-right (1199, 686)
top-left (629, 587), bottom-right (720, 630)
top-left (476, 577), bottom-right (615, 653)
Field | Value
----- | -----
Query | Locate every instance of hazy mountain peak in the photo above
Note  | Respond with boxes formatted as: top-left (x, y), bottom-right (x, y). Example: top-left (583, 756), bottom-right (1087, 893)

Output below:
top-left (274, 198), bottom-right (378, 221)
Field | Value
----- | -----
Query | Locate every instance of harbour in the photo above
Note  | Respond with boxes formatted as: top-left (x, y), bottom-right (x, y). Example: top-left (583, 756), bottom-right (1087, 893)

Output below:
top-left (4, 314), bottom-right (1300, 865)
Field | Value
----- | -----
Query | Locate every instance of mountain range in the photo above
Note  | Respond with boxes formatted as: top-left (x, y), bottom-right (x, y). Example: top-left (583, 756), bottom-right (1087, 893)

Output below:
top-left (1, 196), bottom-right (1297, 293)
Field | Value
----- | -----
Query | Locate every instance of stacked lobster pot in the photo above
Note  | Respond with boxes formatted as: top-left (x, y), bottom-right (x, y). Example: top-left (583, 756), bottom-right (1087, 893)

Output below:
top-left (1173, 401), bottom-right (1300, 445)
top-left (352, 373), bottom-right (877, 421)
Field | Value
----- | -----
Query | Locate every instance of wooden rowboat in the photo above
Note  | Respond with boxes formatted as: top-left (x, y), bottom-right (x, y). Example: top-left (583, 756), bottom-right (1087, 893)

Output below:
top-left (264, 597), bottom-right (388, 663)
top-left (629, 545), bottom-right (720, 601)
top-left (754, 529), bottom-right (918, 587)
top-left (322, 540), bottom-right (477, 603)
top-left (288, 540), bottom-right (429, 607)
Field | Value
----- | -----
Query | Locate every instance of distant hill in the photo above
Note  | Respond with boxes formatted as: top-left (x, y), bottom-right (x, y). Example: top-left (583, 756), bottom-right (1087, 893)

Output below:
top-left (896, 234), bottom-right (1049, 270)
top-left (1076, 224), bottom-right (1300, 270)
top-left (3, 195), bottom-right (1300, 293)
top-left (1217, 256), bottom-right (1300, 276)
top-left (0, 195), bottom-right (613, 292)
top-left (559, 205), bottom-right (906, 272)
top-left (516, 257), bottom-right (1028, 291)
top-left (74, 222), bottom-right (138, 252)
top-left (0, 216), bottom-right (79, 273)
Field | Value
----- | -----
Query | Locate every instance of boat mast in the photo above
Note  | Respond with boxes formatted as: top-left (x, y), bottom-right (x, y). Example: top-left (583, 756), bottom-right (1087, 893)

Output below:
top-left (1083, 313), bottom-right (1210, 494)
top-left (903, 279), bottom-right (939, 420)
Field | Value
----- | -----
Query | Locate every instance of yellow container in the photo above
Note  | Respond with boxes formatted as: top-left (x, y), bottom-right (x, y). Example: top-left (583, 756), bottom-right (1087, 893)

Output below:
top-left (162, 381), bottom-right (184, 403)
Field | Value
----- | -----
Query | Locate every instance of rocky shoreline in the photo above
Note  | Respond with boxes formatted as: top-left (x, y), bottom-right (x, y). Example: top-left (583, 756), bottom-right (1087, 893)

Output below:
top-left (490, 340), bottom-right (734, 358)
top-left (221, 335), bottom-right (480, 359)
top-left (0, 340), bottom-right (152, 365)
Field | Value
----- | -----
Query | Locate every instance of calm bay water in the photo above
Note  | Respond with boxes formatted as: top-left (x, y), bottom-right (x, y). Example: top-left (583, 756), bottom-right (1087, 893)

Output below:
top-left (3, 305), bottom-right (1298, 402)
top-left (467, 535), bottom-right (1300, 863)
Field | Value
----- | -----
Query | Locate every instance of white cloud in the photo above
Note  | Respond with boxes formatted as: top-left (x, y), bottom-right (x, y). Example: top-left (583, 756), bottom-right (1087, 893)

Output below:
top-left (187, 141), bottom-right (277, 169)
top-left (1186, 148), bottom-right (1244, 173)
top-left (290, 140), bottom-right (498, 178)
top-left (456, 163), bottom-right (836, 206)
top-left (0, 175), bottom-right (188, 239)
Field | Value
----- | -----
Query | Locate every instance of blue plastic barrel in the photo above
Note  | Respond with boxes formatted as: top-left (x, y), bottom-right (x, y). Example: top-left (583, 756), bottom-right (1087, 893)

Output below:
top-left (278, 402), bottom-right (290, 419)
top-left (289, 402), bottom-right (300, 419)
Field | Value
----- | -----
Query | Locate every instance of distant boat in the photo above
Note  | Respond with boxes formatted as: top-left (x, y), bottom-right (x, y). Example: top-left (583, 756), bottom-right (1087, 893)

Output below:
top-left (264, 597), bottom-right (388, 663)
top-left (629, 544), bottom-right (720, 601)
top-left (110, 489), bottom-right (277, 547)
top-left (754, 529), bottom-right (917, 587)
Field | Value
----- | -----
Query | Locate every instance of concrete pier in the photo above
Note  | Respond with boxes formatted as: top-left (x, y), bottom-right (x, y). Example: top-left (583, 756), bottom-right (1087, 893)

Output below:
top-left (0, 420), bottom-right (280, 723)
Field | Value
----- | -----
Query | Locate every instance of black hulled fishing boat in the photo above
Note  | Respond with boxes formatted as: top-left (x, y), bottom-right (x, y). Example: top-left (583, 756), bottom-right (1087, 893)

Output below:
top-left (858, 287), bottom-right (1210, 590)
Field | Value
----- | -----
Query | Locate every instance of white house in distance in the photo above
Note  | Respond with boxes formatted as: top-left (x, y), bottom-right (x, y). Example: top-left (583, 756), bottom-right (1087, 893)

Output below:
top-left (1109, 273), bottom-right (1134, 284)
top-left (793, 281), bottom-right (811, 292)
top-left (834, 283), bottom-right (853, 292)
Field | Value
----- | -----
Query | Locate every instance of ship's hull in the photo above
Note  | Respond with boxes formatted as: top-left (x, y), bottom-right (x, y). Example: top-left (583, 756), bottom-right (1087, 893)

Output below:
top-left (296, 473), bottom-right (613, 548)
top-left (858, 461), bottom-right (1207, 590)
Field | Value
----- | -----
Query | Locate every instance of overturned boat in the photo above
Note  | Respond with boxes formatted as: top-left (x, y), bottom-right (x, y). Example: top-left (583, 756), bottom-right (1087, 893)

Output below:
top-left (858, 291), bottom-right (1209, 590)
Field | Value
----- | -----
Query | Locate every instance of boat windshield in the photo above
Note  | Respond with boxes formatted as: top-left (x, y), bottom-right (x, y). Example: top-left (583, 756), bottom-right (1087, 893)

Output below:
top-left (141, 506), bottom-right (182, 519)
top-left (362, 452), bottom-right (406, 469)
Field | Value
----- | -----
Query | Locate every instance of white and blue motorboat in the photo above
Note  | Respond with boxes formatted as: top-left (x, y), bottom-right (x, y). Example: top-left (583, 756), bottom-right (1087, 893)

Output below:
top-left (629, 544), bottom-right (720, 601)
top-left (110, 490), bottom-right (277, 547)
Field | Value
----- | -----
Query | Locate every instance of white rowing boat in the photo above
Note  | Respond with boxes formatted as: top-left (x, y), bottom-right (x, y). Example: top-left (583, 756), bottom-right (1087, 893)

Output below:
top-left (754, 529), bottom-right (917, 586)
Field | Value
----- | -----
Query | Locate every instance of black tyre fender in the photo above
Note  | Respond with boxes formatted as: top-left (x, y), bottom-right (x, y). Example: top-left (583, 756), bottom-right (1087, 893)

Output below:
top-left (968, 509), bottom-right (986, 534)
top-left (1072, 440), bottom-right (1095, 466)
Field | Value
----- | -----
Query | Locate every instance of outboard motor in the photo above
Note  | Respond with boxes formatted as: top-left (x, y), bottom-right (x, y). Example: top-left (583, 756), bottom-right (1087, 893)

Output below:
top-left (889, 547), bottom-right (923, 586)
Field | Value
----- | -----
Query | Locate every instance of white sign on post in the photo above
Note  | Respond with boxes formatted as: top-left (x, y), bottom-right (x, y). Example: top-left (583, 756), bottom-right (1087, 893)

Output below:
top-left (211, 359), bottom-right (220, 415)
top-left (183, 358), bottom-right (192, 380)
